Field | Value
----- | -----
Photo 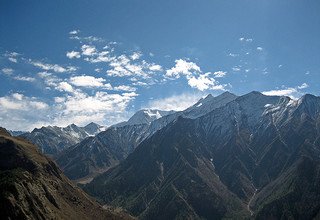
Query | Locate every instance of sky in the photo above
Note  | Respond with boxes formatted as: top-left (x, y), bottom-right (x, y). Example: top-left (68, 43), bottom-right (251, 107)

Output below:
top-left (0, 0), bottom-right (319, 131)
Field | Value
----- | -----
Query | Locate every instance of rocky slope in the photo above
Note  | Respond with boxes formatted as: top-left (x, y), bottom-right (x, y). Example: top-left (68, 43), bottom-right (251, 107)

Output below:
top-left (84, 92), bottom-right (320, 219)
top-left (0, 128), bottom-right (131, 220)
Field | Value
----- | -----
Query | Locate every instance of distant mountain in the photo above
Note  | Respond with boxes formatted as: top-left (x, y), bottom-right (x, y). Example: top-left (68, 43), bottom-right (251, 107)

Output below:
top-left (7, 130), bottom-right (27, 136)
top-left (56, 92), bottom-right (237, 182)
top-left (0, 127), bottom-right (131, 220)
top-left (84, 92), bottom-right (320, 219)
top-left (20, 122), bottom-right (105, 156)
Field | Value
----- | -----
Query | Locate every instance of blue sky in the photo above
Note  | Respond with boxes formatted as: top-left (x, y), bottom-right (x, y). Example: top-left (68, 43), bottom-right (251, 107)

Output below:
top-left (0, 0), bottom-right (319, 130)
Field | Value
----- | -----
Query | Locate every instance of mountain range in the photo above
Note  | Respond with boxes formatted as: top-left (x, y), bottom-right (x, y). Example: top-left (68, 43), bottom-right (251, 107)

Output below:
top-left (83, 92), bottom-right (320, 219)
top-left (1, 91), bottom-right (320, 219)
top-left (55, 92), bottom-right (238, 182)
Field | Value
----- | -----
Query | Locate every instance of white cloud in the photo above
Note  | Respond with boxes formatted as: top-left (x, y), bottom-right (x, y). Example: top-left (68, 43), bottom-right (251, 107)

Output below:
top-left (54, 97), bottom-right (65, 103)
top-left (113, 85), bottom-right (137, 92)
top-left (69, 75), bottom-right (108, 88)
top-left (228, 53), bottom-right (239, 57)
top-left (106, 55), bottom-right (157, 79)
top-left (149, 64), bottom-right (162, 71)
top-left (85, 51), bottom-right (113, 63)
top-left (8, 57), bottom-right (17, 63)
top-left (187, 72), bottom-right (225, 91)
top-left (38, 71), bottom-right (61, 88)
top-left (130, 52), bottom-right (142, 60)
top-left (0, 93), bottom-right (50, 130)
top-left (4, 52), bottom-right (19, 63)
top-left (166, 59), bottom-right (226, 91)
top-left (12, 93), bottom-right (23, 100)
top-left (263, 83), bottom-right (309, 99)
top-left (298, 83), bottom-right (309, 89)
top-left (257, 47), bottom-right (263, 51)
top-left (69, 30), bottom-right (80, 35)
top-left (81, 45), bottom-right (97, 56)
top-left (166, 59), bottom-right (201, 78)
top-left (213, 71), bottom-right (226, 78)
top-left (57, 82), bottom-right (74, 93)
top-left (1, 68), bottom-right (13, 75)
top-left (52, 91), bottom-right (138, 127)
top-left (232, 67), bottom-right (241, 72)
top-left (262, 88), bottom-right (297, 97)
top-left (31, 61), bottom-right (76, 73)
top-left (239, 37), bottom-right (253, 42)
top-left (145, 93), bottom-right (203, 111)
top-left (66, 51), bottom-right (81, 59)
top-left (13, 76), bottom-right (36, 82)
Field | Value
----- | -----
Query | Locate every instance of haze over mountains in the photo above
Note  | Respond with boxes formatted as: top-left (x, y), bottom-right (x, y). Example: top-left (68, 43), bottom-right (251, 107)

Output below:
top-left (2, 91), bottom-right (320, 219)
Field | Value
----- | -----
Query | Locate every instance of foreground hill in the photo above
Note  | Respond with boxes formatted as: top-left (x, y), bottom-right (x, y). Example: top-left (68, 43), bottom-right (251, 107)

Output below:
top-left (0, 128), bottom-right (131, 220)
top-left (84, 92), bottom-right (320, 219)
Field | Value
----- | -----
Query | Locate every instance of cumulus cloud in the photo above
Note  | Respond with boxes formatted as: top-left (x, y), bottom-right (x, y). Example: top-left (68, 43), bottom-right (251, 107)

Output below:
top-left (1, 68), bottom-right (13, 75)
top-left (145, 93), bottom-right (203, 111)
top-left (69, 75), bottom-right (112, 89)
top-left (66, 51), bottom-right (81, 59)
top-left (57, 82), bottom-right (74, 93)
top-left (166, 59), bottom-right (201, 78)
top-left (257, 47), bottom-right (263, 51)
top-left (166, 59), bottom-right (226, 91)
top-left (188, 73), bottom-right (225, 91)
top-left (130, 52), bottom-right (142, 60)
top-left (81, 45), bottom-right (97, 56)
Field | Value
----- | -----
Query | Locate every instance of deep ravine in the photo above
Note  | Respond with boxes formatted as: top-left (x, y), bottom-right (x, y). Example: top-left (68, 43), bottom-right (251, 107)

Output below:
top-left (247, 186), bottom-right (257, 216)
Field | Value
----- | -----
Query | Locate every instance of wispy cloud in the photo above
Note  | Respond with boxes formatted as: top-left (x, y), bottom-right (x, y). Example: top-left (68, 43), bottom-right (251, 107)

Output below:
top-left (145, 93), bottom-right (203, 111)
top-left (213, 71), bottom-right (227, 78)
top-left (113, 85), bottom-right (137, 92)
top-left (30, 60), bottom-right (77, 73)
top-left (262, 83), bottom-right (310, 99)
top-left (13, 76), bottom-right (36, 82)
top-left (239, 37), bottom-right (253, 42)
